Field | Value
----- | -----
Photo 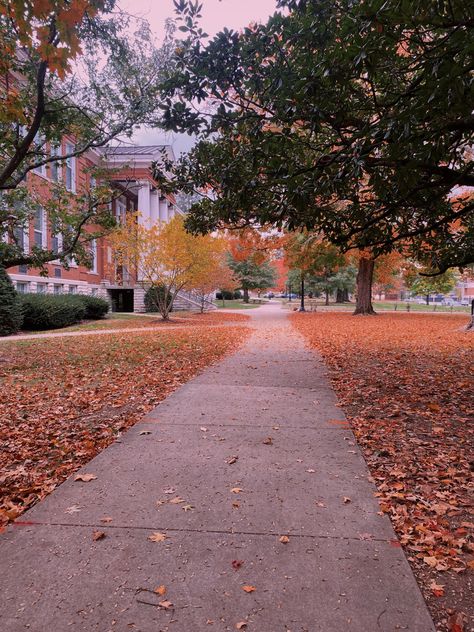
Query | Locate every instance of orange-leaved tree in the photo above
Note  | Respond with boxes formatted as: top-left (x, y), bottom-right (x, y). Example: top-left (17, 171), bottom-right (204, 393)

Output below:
top-left (110, 214), bottom-right (222, 320)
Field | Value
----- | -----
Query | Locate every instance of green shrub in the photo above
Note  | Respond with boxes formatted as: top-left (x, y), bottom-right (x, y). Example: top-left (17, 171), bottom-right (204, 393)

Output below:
top-left (72, 294), bottom-right (109, 319)
top-left (216, 290), bottom-right (235, 300)
top-left (20, 294), bottom-right (86, 330)
top-left (144, 285), bottom-right (172, 313)
top-left (233, 290), bottom-right (242, 299)
top-left (0, 268), bottom-right (23, 336)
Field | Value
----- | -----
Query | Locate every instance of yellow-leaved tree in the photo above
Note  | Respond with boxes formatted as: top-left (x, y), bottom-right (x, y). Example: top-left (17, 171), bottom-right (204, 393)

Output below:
top-left (110, 214), bottom-right (227, 319)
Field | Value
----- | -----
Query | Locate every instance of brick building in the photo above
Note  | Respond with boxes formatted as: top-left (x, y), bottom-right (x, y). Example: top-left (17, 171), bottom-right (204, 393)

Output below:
top-left (7, 143), bottom-right (186, 312)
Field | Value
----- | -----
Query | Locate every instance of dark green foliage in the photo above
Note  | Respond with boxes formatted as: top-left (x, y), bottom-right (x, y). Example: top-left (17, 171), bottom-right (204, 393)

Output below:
top-left (216, 290), bottom-right (235, 300)
top-left (144, 285), bottom-right (173, 313)
top-left (0, 267), bottom-right (23, 336)
top-left (72, 295), bottom-right (109, 319)
top-left (157, 0), bottom-right (474, 273)
top-left (20, 294), bottom-right (86, 330)
top-left (233, 290), bottom-right (242, 299)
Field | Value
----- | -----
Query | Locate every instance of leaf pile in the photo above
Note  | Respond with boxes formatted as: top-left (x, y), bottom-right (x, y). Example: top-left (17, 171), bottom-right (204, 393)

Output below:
top-left (291, 312), bottom-right (473, 632)
top-left (0, 324), bottom-right (249, 525)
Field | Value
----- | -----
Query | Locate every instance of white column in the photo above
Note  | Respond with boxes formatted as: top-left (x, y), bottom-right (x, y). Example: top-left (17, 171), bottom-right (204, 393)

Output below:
top-left (159, 196), bottom-right (169, 222)
top-left (168, 205), bottom-right (175, 220)
top-left (137, 181), bottom-right (151, 225)
top-left (150, 190), bottom-right (160, 225)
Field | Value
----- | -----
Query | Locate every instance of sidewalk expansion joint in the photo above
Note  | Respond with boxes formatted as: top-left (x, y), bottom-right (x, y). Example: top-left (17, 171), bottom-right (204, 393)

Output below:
top-left (11, 519), bottom-right (394, 544)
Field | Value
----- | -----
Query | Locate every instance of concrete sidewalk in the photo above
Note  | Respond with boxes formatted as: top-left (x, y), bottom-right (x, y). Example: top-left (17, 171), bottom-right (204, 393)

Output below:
top-left (0, 303), bottom-right (434, 631)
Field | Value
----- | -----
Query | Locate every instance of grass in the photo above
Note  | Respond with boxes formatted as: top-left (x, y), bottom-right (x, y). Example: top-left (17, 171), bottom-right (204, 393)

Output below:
top-left (282, 299), bottom-right (470, 313)
top-left (216, 299), bottom-right (261, 309)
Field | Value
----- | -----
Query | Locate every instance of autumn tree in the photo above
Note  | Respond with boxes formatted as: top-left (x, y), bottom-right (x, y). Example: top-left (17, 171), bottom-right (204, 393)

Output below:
top-left (226, 230), bottom-right (278, 302)
top-left (110, 214), bottom-right (218, 320)
top-left (405, 269), bottom-right (457, 306)
top-left (0, 0), bottom-right (175, 271)
top-left (155, 0), bottom-right (473, 316)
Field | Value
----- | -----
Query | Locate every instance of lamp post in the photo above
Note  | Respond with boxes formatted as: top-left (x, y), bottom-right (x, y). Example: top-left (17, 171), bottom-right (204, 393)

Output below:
top-left (299, 276), bottom-right (305, 311)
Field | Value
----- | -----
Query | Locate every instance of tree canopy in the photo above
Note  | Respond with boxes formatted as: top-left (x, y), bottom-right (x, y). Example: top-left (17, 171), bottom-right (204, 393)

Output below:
top-left (156, 0), bottom-right (474, 274)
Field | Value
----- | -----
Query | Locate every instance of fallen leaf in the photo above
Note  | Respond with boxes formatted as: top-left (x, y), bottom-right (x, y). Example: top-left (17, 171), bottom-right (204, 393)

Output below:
top-left (306, 469), bottom-right (316, 473)
top-left (232, 501), bottom-right (240, 508)
top-left (163, 488), bottom-right (176, 494)
top-left (279, 535), bottom-right (290, 544)
top-left (448, 611), bottom-right (467, 632)
top-left (231, 487), bottom-right (243, 494)
top-left (227, 456), bottom-right (238, 465)
top-left (430, 581), bottom-right (445, 597)
top-left (154, 585), bottom-right (166, 596)
top-left (148, 532), bottom-right (167, 543)
top-left (182, 504), bottom-right (194, 512)
top-left (158, 600), bottom-right (173, 609)
top-left (64, 505), bottom-right (82, 514)
top-left (263, 437), bottom-right (273, 445)
top-left (74, 473), bottom-right (97, 482)
top-left (232, 559), bottom-right (244, 570)
top-left (343, 496), bottom-right (351, 504)
top-left (92, 530), bottom-right (105, 541)
top-left (200, 427), bottom-right (208, 432)
top-left (423, 556), bottom-right (438, 568)
top-left (242, 585), bottom-right (256, 593)
top-left (139, 430), bottom-right (152, 435)
top-left (100, 516), bottom-right (113, 523)
top-left (236, 623), bottom-right (247, 630)
top-left (169, 496), bottom-right (185, 504)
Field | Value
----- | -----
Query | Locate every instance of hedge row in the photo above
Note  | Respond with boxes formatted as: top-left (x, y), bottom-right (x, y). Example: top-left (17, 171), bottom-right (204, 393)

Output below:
top-left (19, 294), bottom-right (109, 330)
top-left (215, 290), bottom-right (242, 300)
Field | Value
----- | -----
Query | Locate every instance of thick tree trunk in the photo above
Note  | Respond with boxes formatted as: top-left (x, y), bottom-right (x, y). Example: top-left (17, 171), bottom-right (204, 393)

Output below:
top-left (325, 289), bottom-right (329, 306)
top-left (426, 294), bottom-right (430, 306)
top-left (467, 300), bottom-right (474, 330)
top-left (243, 287), bottom-right (249, 303)
top-left (336, 288), bottom-right (344, 303)
top-left (343, 288), bottom-right (349, 302)
top-left (353, 258), bottom-right (376, 315)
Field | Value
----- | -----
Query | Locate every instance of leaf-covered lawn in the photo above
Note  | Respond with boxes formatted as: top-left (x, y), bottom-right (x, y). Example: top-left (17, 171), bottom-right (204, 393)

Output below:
top-left (19, 310), bottom-right (250, 334)
top-left (291, 312), bottom-right (473, 632)
top-left (0, 323), bottom-right (250, 526)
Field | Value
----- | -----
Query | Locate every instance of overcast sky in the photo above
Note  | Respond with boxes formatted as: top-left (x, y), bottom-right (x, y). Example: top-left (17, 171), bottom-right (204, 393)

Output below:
top-left (118, 0), bottom-right (279, 153)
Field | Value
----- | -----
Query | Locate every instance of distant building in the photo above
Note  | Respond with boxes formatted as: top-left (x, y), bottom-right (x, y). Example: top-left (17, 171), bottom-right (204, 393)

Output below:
top-left (6, 143), bottom-right (201, 312)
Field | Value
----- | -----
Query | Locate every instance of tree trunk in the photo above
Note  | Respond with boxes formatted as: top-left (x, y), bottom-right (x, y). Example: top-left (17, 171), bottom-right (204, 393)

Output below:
top-left (353, 258), bottom-right (376, 315)
top-left (325, 289), bottom-right (329, 306)
top-left (336, 288), bottom-right (344, 303)
top-left (467, 299), bottom-right (474, 330)
top-left (426, 294), bottom-right (430, 306)
top-left (243, 287), bottom-right (249, 303)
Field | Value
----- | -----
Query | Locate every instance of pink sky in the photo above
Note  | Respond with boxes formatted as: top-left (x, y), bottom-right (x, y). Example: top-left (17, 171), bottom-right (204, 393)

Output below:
top-left (119, 0), bottom-right (279, 40)
top-left (119, 0), bottom-right (279, 150)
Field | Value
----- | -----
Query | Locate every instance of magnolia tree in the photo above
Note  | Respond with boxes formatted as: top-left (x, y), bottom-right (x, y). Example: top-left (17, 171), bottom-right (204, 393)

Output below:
top-left (155, 0), bottom-right (473, 316)
top-left (0, 0), bottom-right (175, 271)
top-left (110, 214), bottom-right (228, 320)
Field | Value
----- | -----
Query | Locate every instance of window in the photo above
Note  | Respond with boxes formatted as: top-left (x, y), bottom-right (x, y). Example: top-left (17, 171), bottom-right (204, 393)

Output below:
top-left (115, 197), bottom-right (127, 224)
top-left (53, 284), bottom-right (62, 295)
top-left (90, 239), bottom-right (98, 273)
top-left (33, 133), bottom-right (47, 177)
top-left (16, 281), bottom-right (29, 293)
top-left (37, 283), bottom-right (47, 294)
top-left (68, 285), bottom-right (77, 294)
top-left (50, 144), bottom-right (61, 182)
top-left (13, 225), bottom-right (29, 254)
top-left (18, 264), bottom-right (28, 274)
top-left (65, 143), bottom-right (76, 192)
top-left (34, 207), bottom-right (46, 247)
top-left (54, 267), bottom-right (62, 278)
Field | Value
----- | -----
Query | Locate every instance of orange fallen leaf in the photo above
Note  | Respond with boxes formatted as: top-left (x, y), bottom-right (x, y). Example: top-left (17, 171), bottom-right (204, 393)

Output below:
top-left (92, 530), bottom-right (105, 541)
top-left (148, 532), bottom-right (168, 543)
top-left (154, 585), bottom-right (167, 596)
top-left (231, 488), bottom-right (243, 494)
top-left (343, 496), bottom-right (351, 504)
top-left (169, 497), bottom-right (185, 504)
top-left (236, 623), bottom-right (248, 630)
top-left (279, 535), bottom-right (289, 544)
top-left (263, 437), bottom-right (273, 445)
top-left (158, 600), bottom-right (173, 609)
top-left (430, 581), bottom-right (445, 597)
top-left (242, 585), bottom-right (255, 593)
